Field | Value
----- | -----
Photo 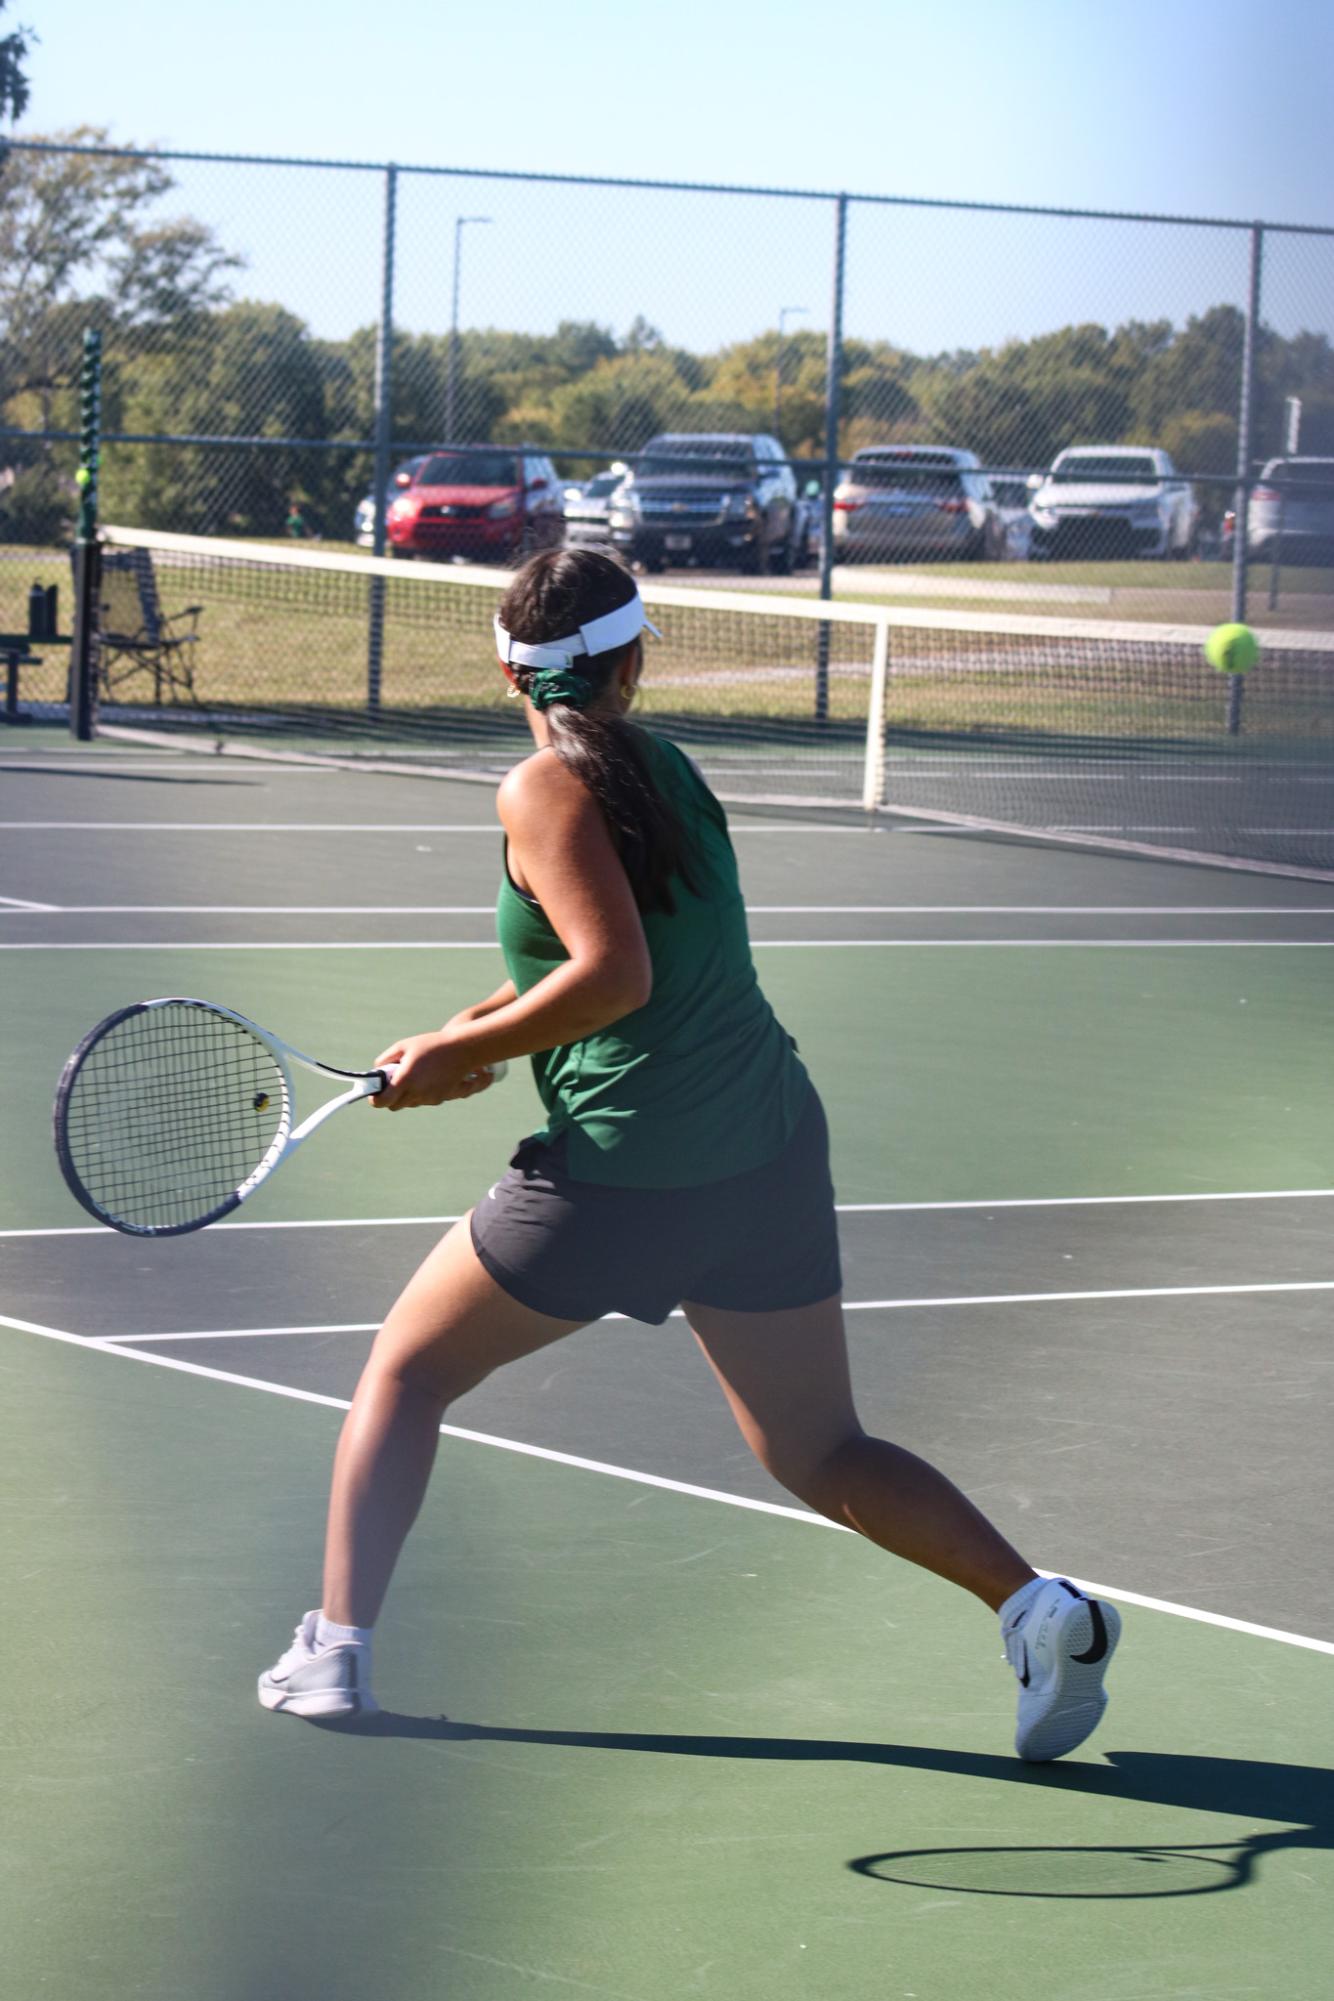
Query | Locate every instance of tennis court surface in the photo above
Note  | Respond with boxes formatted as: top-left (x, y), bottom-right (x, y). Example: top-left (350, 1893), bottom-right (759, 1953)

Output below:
top-left (4, 733), bottom-right (1332, 2001)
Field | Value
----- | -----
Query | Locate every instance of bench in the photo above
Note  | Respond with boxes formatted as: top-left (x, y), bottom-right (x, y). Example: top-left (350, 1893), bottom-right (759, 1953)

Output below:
top-left (1, 583), bottom-right (64, 724)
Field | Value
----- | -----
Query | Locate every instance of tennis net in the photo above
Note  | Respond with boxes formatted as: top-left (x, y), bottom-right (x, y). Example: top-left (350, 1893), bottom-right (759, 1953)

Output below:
top-left (86, 526), bottom-right (1334, 878)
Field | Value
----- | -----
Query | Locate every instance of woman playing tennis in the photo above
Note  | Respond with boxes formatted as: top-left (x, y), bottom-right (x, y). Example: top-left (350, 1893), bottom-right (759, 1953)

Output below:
top-left (259, 547), bottom-right (1119, 1760)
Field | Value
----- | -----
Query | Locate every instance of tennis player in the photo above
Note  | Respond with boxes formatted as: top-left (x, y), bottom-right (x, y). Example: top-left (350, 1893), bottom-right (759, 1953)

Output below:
top-left (259, 547), bottom-right (1120, 1760)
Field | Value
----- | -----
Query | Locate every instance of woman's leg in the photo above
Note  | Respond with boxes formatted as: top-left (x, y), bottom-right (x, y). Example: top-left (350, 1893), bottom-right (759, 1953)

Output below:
top-left (683, 1293), bottom-right (1035, 1611)
top-left (321, 1216), bottom-right (585, 1627)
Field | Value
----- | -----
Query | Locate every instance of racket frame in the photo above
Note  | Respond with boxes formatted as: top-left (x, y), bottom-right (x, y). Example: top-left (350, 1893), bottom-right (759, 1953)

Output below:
top-left (53, 995), bottom-right (503, 1237)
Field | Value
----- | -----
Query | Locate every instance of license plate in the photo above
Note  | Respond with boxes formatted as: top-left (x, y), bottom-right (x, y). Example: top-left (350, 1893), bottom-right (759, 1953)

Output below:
top-left (664, 534), bottom-right (692, 551)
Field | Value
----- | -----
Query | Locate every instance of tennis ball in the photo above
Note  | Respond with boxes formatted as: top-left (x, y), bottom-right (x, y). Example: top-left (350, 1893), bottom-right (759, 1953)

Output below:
top-left (1204, 622), bottom-right (1260, 675)
top-left (74, 467), bottom-right (91, 489)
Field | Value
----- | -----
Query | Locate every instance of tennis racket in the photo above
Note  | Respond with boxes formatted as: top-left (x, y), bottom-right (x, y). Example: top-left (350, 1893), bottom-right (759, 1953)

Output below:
top-left (53, 996), bottom-right (506, 1238)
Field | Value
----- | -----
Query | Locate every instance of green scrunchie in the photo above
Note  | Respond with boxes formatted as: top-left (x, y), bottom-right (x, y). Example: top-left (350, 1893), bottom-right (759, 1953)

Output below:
top-left (528, 665), bottom-right (592, 712)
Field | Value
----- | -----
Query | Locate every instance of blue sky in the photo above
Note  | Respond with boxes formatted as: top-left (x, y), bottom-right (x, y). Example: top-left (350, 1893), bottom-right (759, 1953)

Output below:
top-left (12, 0), bottom-right (1334, 356)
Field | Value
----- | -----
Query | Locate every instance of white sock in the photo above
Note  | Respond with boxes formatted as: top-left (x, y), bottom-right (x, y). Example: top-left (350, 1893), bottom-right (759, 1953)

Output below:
top-left (997, 1574), bottom-right (1050, 1632)
top-left (315, 1612), bottom-right (374, 1650)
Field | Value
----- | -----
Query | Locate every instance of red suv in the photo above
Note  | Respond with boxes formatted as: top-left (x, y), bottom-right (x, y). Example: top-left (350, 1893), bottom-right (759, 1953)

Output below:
top-left (386, 449), bottom-right (564, 562)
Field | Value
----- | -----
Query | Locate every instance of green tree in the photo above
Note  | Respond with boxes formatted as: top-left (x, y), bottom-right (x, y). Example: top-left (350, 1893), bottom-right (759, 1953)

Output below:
top-left (0, 129), bottom-right (239, 409)
top-left (1, 1), bottom-right (32, 127)
top-left (104, 302), bottom-right (326, 534)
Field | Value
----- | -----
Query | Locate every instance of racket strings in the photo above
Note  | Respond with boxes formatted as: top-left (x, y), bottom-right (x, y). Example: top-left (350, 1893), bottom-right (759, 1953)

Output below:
top-left (62, 1005), bottom-right (287, 1230)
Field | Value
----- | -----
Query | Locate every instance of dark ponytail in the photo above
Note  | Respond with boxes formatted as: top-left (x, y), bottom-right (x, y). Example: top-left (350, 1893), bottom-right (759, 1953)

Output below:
top-left (498, 548), bottom-right (698, 915)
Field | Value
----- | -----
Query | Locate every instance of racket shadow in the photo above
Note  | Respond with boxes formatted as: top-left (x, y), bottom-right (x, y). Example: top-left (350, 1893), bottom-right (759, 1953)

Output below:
top-left (327, 1714), bottom-right (1333, 1897)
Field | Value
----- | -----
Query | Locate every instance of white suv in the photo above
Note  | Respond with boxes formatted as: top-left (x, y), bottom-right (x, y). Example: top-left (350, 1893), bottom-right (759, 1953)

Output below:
top-left (1030, 446), bottom-right (1200, 560)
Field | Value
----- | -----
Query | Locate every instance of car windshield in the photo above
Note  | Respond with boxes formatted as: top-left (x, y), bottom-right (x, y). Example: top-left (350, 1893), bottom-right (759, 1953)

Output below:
top-left (640, 442), bottom-right (755, 479)
top-left (1266, 461), bottom-right (1334, 494)
top-left (584, 473), bottom-right (622, 497)
top-left (1054, 455), bottom-right (1158, 483)
top-left (851, 463), bottom-right (963, 495)
top-left (991, 481), bottom-right (1030, 507)
top-left (416, 453), bottom-right (519, 487)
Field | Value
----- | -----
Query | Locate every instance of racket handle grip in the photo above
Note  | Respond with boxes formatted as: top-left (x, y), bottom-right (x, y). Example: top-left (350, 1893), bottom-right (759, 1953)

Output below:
top-left (368, 1059), bottom-right (507, 1093)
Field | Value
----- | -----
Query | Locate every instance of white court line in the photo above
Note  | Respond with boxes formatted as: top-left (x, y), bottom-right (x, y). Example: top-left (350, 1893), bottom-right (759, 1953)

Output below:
top-left (8, 903), bottom-right (1334, 917)
top-left (5, 1186), bottom-right (1333, 1240)
top-left (0, 821), bottom-right (503, 832)
top-left (0, 759), bottom-right (340, 774)
top-left (7, 940), bottom-right (1334, 953)
top-left (0, 821), bottom-right (870, 834)
top-left (99, 1276), bottom-right (1334, 1342)
top-left (2, 1308), bottom-right (1331, 1660)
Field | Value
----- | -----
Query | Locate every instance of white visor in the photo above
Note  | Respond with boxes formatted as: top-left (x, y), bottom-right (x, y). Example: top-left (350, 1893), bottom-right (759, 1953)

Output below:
top-left (493, 591), bottom-right (662, 671)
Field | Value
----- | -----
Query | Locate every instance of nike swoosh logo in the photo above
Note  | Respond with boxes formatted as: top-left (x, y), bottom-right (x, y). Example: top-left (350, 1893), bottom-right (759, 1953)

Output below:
top-left (1071, 1600), bottom-right (1110, 1665)
top-left (1017, 1641), bottom-right (1030, 1687)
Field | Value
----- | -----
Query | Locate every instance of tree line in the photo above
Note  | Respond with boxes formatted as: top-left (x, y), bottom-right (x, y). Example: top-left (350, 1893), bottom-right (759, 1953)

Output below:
top-left (4, 134), bottom-right (1333, 542)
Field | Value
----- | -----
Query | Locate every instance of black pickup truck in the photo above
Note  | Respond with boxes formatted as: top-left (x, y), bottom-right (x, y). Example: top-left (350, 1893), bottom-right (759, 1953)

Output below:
top-left (607, 432), bottom-right (799, 573)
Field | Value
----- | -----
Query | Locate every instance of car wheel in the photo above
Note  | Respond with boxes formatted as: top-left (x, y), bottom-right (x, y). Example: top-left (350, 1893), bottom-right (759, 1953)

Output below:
top-left (740, 530), bottom-right (772, 577)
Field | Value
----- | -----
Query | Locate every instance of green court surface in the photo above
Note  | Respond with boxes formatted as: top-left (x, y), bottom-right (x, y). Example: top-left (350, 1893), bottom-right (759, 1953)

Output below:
top-left (3, 737), bottom-right (1332, 1999)
top-left (4, 938), bottom-right (1333, 1228)
top-left (7, 1326), bottom-right (1332, 2001)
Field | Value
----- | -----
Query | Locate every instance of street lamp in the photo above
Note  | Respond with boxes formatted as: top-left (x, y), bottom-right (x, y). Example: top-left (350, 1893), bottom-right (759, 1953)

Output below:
top-left (446, 215), bottom-right (492, 441)
top-left (774, 305), bottom-right (808, 440)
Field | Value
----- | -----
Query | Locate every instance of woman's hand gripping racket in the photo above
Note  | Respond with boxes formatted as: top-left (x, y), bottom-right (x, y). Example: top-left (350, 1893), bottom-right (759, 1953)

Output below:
top-left (52, 996), bottom-right (506, 1238)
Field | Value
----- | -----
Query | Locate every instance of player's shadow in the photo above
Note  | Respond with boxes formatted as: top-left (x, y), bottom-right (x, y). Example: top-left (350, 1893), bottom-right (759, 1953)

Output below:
top-left (338, 1716), bottom-right (1333, 1900)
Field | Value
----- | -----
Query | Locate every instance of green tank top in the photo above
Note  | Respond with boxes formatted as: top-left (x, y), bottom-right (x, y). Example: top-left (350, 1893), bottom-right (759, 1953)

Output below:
top-left (495, 731), bottom-right (809, 1187)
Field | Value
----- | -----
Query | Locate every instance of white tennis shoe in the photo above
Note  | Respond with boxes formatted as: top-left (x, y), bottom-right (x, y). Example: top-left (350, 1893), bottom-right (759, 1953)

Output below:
top-left (257, 1611), bottom-right (379, 1721)
top-left (1002, 1577), bottom-right (1120, 1762)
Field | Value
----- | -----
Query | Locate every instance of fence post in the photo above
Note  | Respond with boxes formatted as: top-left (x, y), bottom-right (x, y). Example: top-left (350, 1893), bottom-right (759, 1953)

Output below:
top-left (367, 162), bottom-right (399, 713)
top-left (69, 327), bottom-right (103, 743)
top-left (1227, 221), bottom-right (1263, 736)
top-left (815, 192), bottom-right (848, 723)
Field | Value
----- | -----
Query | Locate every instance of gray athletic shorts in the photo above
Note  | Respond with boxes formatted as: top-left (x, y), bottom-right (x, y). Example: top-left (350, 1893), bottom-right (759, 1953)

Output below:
top-left (470, 1084), bottom-right (841, 1325)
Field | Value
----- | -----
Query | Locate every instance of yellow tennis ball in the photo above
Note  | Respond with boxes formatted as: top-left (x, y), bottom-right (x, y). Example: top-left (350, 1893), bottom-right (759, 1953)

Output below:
top-left (1204, 623), bottom-right (1260, 675)
top-left (74, 467), bottom-right (91, 489)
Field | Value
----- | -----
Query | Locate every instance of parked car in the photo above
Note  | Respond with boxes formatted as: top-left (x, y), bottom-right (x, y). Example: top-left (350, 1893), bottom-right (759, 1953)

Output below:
top-left (1029, 446), bottom-right (1200, 560)
top-left (608, 433), bottom-right (798, 573)
top-left (1241, 457), bottom-right (1334, 564)
top-left (386, 449), bottom-right (564, 562)
top-left (831, 446), bottom-right (1004, 562)
top-left (788, 477), bottom-right (822, 569)
top-left (990, 476), bottom-right (1036, 560)
top-left (353, 455), bottom-right (428, 547)
top-left (562, 464), bottom-right (628, 549)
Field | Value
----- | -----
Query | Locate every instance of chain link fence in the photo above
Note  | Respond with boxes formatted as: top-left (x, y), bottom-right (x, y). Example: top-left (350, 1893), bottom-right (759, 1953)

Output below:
top-left (3, 135), bottom-right (1333, 638)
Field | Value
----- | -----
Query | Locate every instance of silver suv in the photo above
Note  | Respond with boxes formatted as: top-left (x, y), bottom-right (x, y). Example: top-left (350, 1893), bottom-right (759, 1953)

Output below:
top-left (1029, 446), bottom-right (1200, 559)
top-left (831, 446), bottom-right (1003, 562)
top-left (1246, 457), bottom-right (1334, 563)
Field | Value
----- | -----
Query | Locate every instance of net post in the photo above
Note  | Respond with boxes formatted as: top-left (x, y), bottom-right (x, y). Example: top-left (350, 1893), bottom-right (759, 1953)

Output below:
top-left (367, 162), bottom-right (398, 714)
top-left (69, 327), bottom-right (103, 743)
top-left (1226, 222), bottom-right (1263, 738)
top-left (861, 614), bottom-right (890, 813)
top-left (815, 192), bottom-right (848, 723)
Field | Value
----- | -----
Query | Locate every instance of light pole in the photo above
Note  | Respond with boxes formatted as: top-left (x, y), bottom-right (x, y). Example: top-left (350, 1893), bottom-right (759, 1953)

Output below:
top-left (774, 305), bottom-right (808, 440)
top-left (446, 215), bottom-right (491, 441)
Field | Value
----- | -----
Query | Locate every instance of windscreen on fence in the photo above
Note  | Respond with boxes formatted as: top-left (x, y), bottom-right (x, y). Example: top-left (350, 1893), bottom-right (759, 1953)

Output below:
top-left (87, 526), bottom-right (1334, 877)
